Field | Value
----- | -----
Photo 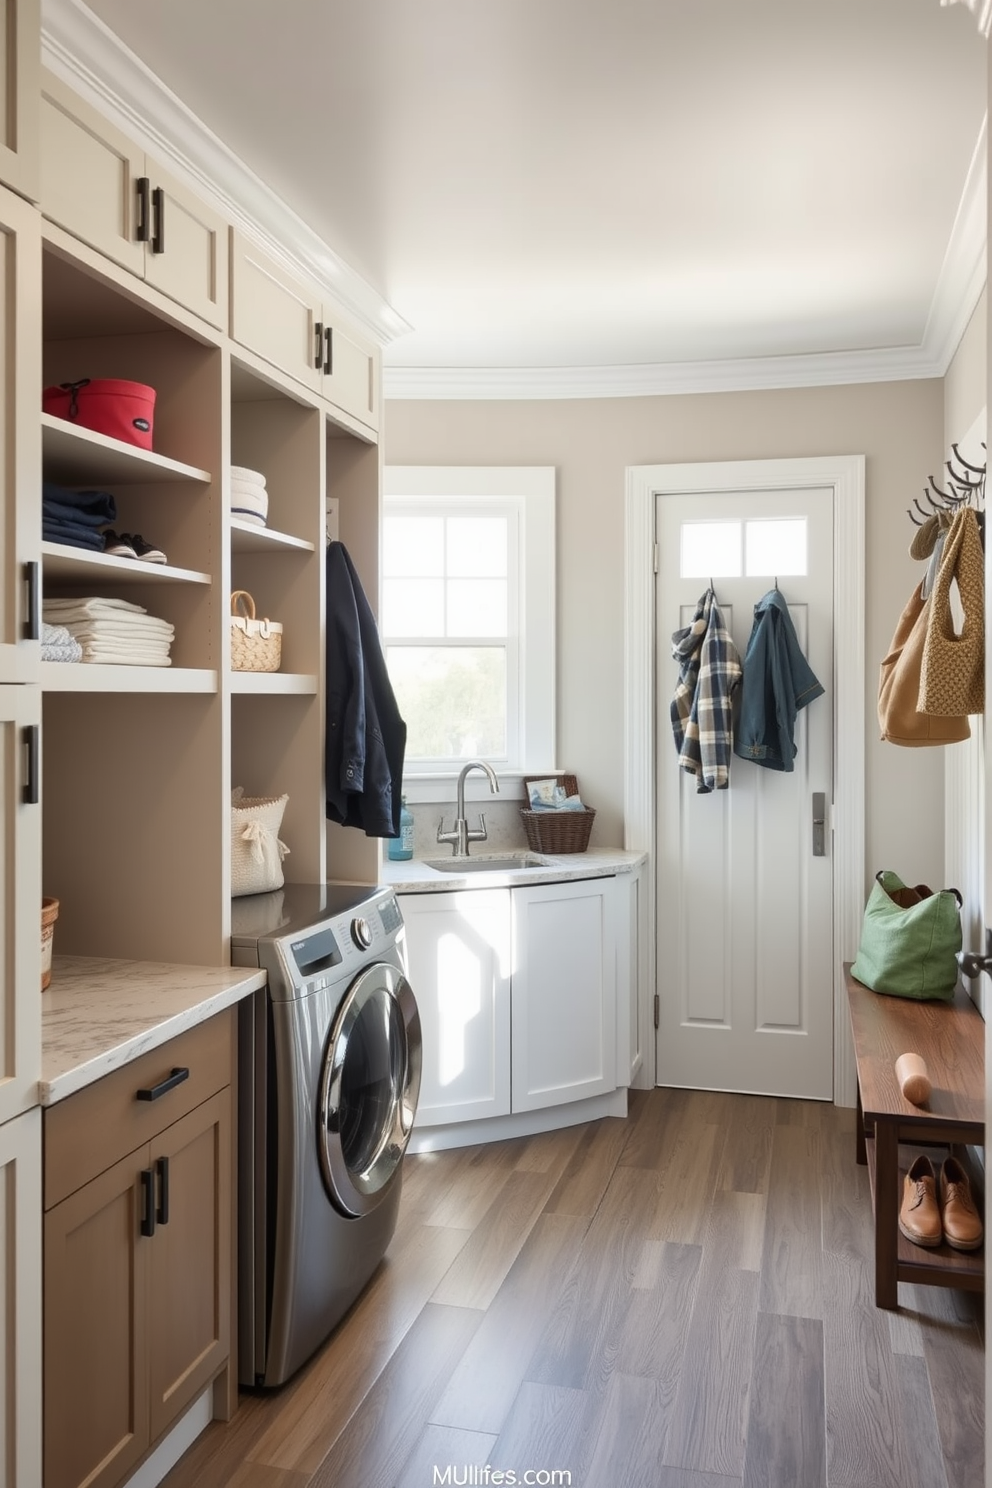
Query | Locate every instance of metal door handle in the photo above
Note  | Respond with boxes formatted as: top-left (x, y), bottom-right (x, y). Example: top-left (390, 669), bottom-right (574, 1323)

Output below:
top-left (151, 186), bottom-right (165, 254)
top-left (156, 1156), bottom-right (170, 1225)
top-left (135, 176), bottom-right (151, 242)
top-left (812, 792), bottom-right (826, 857)
top-left (140, 1168), bottom-right (156, 1238)
top-left (23, 561), bottom-right (39, 640)
top-left (957, 927), bottom-right (992, 979)
top-left (23, 724), bottom-right (39, 805)
top-left (323, 324), bottom-right (333, 376)
top-left (314, 321), bottom-right (324, 369)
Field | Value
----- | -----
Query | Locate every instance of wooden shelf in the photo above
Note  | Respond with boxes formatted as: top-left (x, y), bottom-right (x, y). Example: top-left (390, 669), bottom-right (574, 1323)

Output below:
top-left (42, 542), bottom-right (211, 586)
top-left (41, 664), bottom-right (218, 693)
top-left (230, 519), bottom-right (314, 554)
top-left (229, 672), bottom-right (318, 695)
top-left (42, 413), bottom-right (212, 486)
top-left (864, 1136), bottom-right (984, 1288)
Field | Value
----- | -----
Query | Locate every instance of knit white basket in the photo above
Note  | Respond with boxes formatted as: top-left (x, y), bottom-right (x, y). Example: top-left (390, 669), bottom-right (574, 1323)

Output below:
top-left (231, 787), bottom-right (290, 897)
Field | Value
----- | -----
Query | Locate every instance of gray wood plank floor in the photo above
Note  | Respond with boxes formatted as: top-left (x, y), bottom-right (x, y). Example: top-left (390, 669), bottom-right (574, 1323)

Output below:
top-left (161, 1090), bottom-right (984, 1488)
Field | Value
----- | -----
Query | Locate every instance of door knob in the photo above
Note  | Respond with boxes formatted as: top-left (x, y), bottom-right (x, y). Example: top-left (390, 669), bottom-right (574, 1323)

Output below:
top-left (956, 927), bottom-right (992, 979)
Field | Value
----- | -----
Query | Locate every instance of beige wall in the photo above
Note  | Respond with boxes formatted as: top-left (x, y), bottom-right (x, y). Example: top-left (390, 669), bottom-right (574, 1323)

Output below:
top-left (385, 378), bottom-right (947, 887)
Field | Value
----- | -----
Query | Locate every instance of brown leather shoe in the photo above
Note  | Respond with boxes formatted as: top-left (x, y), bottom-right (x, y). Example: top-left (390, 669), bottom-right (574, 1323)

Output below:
top-left (899, 1155), bottom-right (942, 1248)
top-left (939, 1157), bottom-right (983, 1252)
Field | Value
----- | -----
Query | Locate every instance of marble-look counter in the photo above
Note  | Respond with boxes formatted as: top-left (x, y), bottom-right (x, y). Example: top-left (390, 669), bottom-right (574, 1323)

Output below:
top-left (381, 847), bottom-right (646, 893)
top-left (41, 955), bottom-right (266, 1105)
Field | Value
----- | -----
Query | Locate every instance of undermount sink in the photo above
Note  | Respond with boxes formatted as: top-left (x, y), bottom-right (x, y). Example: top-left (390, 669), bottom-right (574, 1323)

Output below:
top-left (424, 852), bottom-right (548, 874)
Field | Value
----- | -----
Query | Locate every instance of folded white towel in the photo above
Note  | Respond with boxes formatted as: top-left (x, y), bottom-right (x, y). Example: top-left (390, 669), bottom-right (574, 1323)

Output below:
top-left (42, 641), bottom-right (82, 663)
top-left (229, 483), bottom-right (269, 519)
top-left (80, 648), bottom-right (172, 666)
top-left (230, 509), bottom-right (268, 528)
top-left (64, 624), bottom-right (175, 646)
top-left (230, 466), bottom-right (267, 488)
top-left (42, 622), bottom-right (75, 646)
top-left (44, 596), bottom-right (148, 618)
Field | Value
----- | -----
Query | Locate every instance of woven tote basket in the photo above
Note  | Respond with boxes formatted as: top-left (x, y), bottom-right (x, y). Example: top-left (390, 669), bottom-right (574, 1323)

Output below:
top-left (520, 774), bottom-right (595, 853)
top-left (230, 590), bottom-right (282, 672)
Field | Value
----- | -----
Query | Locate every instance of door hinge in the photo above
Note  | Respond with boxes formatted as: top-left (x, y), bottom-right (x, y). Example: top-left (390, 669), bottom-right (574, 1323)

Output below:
top-left (653, 993), bottom-right (660, 1030)
top-left (653, 542), bottom-right (659, 575)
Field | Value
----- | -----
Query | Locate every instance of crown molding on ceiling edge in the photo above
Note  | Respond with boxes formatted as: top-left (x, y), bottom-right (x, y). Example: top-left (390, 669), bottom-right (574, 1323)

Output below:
top-left (40, 0), bottom-right (411, 348)
top-left (381, 344), bottom-right (951, 401)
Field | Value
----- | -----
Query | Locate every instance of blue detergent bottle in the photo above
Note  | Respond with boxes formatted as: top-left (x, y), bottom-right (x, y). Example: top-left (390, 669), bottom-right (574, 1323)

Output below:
top-left (387, 796), bottom-right (414, 861)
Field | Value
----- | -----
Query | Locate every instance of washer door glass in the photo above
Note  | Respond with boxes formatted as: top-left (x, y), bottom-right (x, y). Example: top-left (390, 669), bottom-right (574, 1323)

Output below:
top-left (317, 960), bottom-right (422, 1217)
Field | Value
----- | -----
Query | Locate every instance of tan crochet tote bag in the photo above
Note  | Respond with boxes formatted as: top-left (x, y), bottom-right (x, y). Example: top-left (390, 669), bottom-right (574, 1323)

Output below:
top-left (878, 581), bottom-right (969, 746)
top-left (919, 507), bottom-right (985, 717)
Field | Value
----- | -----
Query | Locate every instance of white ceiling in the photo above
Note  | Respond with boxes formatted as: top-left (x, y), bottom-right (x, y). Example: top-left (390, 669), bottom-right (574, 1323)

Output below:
top-left (69, 0), bottom-right (988, 391)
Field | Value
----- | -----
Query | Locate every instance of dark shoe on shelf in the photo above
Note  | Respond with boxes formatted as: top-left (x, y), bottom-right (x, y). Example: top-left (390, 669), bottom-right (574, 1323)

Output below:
top-left (939, 1157), bottom-right (983, 1251)
top-left (899, 1155), bottom-right (942, 1248)
top-left (102, 529), bottom-right (136, 559)
top-left (130, 533), bottom-right (168, 564)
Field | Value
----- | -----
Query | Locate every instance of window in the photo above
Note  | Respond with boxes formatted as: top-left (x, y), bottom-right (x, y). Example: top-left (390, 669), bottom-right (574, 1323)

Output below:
top-left (382, 467), bottom-right (555, 794)
top-left (679, 516), bottom-right (808, 579)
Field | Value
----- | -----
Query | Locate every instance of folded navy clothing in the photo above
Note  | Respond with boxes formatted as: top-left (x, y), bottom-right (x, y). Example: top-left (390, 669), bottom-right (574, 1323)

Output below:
top-left (43, 524), bottom-right (106, 551)
top-left (42, 482), bottom-right (117, 522)
top-left (42, 497), bottom-right (110, 528)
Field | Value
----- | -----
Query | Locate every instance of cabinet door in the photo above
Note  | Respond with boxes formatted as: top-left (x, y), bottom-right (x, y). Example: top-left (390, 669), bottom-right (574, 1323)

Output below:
top-left (0, 0), bottom-right (39, 203)
top-left (510, 879), bottom-right (617, 1113)
top-left (400, 889), bottom-right (511, 1126)
top-left (322, 307), bottom-right (379, 431)
top-left (40, 70), bottom-right (144, 274)
top-left (0, 1107), bottom-right (41, 1488)
top-left (147, 1089), bottom-right (231, 1442)
top-left (44, 1148), bottom-right (150, 1488)
top-left (230, 230), bottom-right (322, 393)
top-left (142, 158), bottom-right (229, 329)
top-left (0, 183), bottom-right (40, 683)
top-left (0, 686), bottom-right (40, 1128)
top-left (614, 866), bottom-right (644, 1088)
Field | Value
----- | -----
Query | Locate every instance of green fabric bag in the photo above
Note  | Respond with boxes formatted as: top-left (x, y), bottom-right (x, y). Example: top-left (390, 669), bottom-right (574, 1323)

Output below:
top-left (851, 869), bottom-right (962, 1001)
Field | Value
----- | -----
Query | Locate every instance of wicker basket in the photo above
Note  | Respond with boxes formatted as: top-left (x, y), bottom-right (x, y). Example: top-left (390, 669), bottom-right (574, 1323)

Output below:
top-left (520, 774), bottom-right (595, 854)
top-left (41, 896), bottom-right (59, 991)
top-left (231, 590), bottom-right (282, 672)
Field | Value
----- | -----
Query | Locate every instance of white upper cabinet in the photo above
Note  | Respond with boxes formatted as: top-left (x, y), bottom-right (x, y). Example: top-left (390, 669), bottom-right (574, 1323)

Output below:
top-left (0, 685), bottom-right (41, 1129)
top-left (0, 0), bottom-right (39, 204)
top-left (230, 230), bottom-right (379, 431)
top-left (39, 71), bottom-right (228, 328)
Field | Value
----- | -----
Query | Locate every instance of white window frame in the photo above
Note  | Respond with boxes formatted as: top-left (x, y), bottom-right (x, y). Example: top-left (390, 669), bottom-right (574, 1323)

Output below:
top-left (383, 466), bottom-right (556, 803)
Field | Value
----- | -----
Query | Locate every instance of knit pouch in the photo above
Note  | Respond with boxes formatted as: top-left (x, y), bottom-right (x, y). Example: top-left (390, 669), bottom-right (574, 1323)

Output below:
top-left (231, 787), bottom-right (290, 897)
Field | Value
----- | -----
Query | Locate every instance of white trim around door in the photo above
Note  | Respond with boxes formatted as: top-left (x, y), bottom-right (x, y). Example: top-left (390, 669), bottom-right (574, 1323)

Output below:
top-left (624, 455), bottom-right (865, 1107)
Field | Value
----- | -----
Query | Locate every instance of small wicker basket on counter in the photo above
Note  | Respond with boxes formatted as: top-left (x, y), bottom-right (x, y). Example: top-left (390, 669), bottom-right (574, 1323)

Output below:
top-left (520, 774), bottom-right (595, 854)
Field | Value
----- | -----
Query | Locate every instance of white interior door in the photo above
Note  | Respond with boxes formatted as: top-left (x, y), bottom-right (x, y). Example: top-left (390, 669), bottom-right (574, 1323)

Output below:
top-left (655, 485), bottom-right (834, 1099)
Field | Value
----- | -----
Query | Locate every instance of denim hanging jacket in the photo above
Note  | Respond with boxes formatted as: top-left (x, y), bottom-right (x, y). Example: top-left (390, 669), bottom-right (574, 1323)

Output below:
top-left (733, 587), bottom-right (824, 771)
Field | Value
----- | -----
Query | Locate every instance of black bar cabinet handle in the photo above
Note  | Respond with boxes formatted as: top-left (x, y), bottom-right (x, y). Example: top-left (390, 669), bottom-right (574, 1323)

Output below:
top-left (22, 724), bottom-right (39, 805)
top-left (151, 186), bottom-right (165, 254)
top-left (314, 321), bottom-right (324, 369)
top-left (323, 325), bottom-right (333, 376)
top-left (156, 1156), bottom-right (170, 1225)
top-left (136, 1066), bottom-right (189, 1102)
top-left (23, 561), bottom-right (39, 640)
top-left (135, 176), bottom-right (151, 242)
top-left (140, 1168), bottom-right (156, 1238)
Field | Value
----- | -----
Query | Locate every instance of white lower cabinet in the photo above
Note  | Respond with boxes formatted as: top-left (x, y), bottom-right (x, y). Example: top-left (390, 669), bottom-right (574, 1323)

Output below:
top-left (400, 888), bottom-right (511, 1126)
top-left (400, 876), bottom-right (618, 1130)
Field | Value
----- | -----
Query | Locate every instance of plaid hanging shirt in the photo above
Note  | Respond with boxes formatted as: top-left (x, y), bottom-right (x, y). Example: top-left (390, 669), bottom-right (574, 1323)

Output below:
top-left (671, 588), bottom-right (742, 792)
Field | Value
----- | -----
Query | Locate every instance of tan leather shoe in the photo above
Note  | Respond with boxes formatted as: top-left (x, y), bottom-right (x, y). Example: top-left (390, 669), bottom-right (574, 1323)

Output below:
top-left (899, 1155), bottom-right (942, 1248)
top-left (939, 1157), bottom-right (983, 1252)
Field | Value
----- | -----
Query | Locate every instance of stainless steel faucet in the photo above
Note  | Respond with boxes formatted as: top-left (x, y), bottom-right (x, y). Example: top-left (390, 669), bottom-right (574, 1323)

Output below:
top-left (436, 760), bottom-right (500, 857)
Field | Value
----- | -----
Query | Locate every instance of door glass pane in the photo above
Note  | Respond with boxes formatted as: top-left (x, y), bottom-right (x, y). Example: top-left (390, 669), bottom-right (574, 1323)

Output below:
top-left (447, 517), bottom-right (507, 577)
top-left (386, 645), bottom-right (507, 758)
top-left (680, 520), bottom-right (742, 578)
top-left (448, 579), bottom-right (507, 637)
top-left (745, 518), bottom-right (807, 577)
top-left (382, 578), bottom-right (445, 637)
top-left (383, 516), bottom-right (444, 577)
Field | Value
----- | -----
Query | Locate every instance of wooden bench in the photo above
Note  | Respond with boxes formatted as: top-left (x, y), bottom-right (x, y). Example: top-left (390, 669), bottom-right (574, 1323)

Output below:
top-left (845, 963), bottom-right (984, 1309)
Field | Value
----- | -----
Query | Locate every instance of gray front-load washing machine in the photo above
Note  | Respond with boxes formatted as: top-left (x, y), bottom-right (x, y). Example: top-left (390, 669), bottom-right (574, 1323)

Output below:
top-left (231, 882), bottom-right (421, 1388)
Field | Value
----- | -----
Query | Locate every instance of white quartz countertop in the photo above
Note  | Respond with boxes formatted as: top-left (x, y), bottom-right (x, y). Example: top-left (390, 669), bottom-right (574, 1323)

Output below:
top-left (380, 847), bottom-right (646, 893)
top-left (40, 955), bottom-right (266, 1105)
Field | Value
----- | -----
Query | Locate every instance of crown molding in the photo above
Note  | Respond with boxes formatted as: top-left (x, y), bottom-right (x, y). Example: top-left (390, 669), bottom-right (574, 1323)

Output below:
top-left (921, 111), bottom-right (987, 371)
top-left (39, 0), bottom-right (411, 348)
top-left (382, 343), bottom-right (948, 401)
